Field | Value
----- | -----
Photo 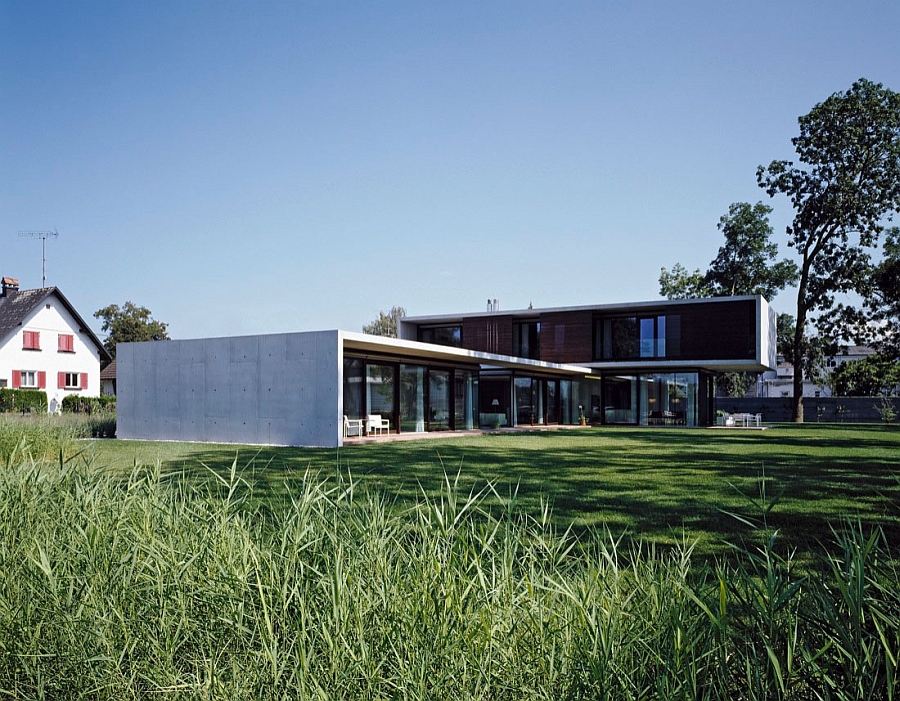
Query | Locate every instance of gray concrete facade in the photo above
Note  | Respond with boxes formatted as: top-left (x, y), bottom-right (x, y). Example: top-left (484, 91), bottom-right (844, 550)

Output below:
top-left (117, 330), bottom-right (342, 447)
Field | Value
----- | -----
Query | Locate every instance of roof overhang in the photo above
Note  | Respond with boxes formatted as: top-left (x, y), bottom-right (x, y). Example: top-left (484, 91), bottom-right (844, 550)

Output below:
top-left (340, 331), bottom-right (594, 378)
top-left (586, 359), bottom-right (772, 374)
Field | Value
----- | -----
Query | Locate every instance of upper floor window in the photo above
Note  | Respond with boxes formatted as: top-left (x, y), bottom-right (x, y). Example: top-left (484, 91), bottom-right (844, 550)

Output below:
top-left (597, 314), bottom-right (680, 360)
top-left (513, 321), bottom-right (540, 360)
top-left (418, 325), bottom-right (462, 348)
top-left (58, 334), bottom-right (75, 353)
top-left (23, 330), bottom-right (40, 350)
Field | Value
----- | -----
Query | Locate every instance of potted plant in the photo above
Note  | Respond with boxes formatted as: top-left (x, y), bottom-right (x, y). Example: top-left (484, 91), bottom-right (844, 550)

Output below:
top-left (578, 405), bottom-right (587, 426)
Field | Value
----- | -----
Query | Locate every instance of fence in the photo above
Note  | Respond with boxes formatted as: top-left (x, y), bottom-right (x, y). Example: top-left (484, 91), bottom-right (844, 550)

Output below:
top-left (717, 396), bottom-right (899, 423)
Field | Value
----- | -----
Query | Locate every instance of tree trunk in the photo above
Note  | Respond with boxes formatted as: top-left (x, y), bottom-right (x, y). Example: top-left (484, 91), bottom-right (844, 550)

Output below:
top-left (792, 267), bottom-right (810, 423)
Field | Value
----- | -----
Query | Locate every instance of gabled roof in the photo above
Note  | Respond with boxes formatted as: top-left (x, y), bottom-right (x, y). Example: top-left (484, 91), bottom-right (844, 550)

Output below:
top-left (0, 286), bottom-right (112, 363)
top-left (100, 359), bottom-right (116, 380)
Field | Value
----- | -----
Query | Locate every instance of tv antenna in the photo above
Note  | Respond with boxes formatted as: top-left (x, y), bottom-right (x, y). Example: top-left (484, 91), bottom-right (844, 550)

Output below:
top-left (18, 229), bottom-right (58, 287)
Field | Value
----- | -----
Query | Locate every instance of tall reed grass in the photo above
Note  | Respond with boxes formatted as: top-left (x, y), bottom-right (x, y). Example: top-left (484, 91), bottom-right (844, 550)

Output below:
top-left (0, 413), bottom-right (115, 466)
top-left (0, 450), bottom-right (897, 699)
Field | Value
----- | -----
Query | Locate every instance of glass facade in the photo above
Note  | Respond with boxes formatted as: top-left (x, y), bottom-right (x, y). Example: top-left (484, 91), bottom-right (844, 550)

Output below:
top-left (417, 325), bottom-right (462, 347)
top-left (343, 358), bottom-right (365, 419)
top-left (513, 321), bottom-right (541, 359)
top-left (400, 364), bottom-right (426, 432)
top-left (639, 372), bottom-right (698, 426)
top-left (366, 364), bottom-right (395, 422)
top-left (454, 370), bottom-right (479, 430)
top-left (346, 357), bottom-right (482, 434)
top-left (429, 370), bottom-right (451, 431)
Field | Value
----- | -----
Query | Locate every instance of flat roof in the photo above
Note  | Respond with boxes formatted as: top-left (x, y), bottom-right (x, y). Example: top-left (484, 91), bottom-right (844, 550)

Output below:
top-left (400, 295), bottom-right (765, 325)
top-left (340, 331), bottom-right (594, 378)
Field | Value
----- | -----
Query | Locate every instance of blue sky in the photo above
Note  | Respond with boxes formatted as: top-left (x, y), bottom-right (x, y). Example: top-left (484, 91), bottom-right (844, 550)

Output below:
top-left (2, 1), bottom-right (898, 339)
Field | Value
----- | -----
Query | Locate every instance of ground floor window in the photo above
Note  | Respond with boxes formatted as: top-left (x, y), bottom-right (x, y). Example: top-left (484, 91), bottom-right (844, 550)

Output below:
top-left (640, 373), bottom-right (698, 426)
top-left (344, 357), bottom-right (479, 434)
top-left (600, 372), bottom-right (707, 426)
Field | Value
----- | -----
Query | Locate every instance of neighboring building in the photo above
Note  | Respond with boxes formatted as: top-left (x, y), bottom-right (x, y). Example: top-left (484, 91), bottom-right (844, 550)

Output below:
top-left (118, 296), bottom-right (776, 447)
top-left (0, 277), bottom-right (111, 412)
top-left (758, 345), bottom-right (877, 398)
top-left (100, 359), bottom-right (117, 396)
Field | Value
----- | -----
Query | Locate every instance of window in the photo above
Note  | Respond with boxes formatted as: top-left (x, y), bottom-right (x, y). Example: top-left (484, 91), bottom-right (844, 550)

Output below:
top-left (13, 370), bottom-right (45, 389)
top-left (418, 325), bottom-right (462, 347)
top-left (23, 330), bottom-right (41, 350)
top-left (599, 315), bottom-right (675, 360)
top-left (59, 372), bottom-right (88, 390)
top-left (513, 321), bottom-right (541, 360)
top-left (58, 334), bottom-right (75, 352)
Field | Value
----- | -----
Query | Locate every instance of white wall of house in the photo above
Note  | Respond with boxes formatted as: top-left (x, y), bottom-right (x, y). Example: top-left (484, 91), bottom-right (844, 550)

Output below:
top-left (117, 330), bottom-right (342, 447)
top-left (0, 295), bottom-right (102, 412)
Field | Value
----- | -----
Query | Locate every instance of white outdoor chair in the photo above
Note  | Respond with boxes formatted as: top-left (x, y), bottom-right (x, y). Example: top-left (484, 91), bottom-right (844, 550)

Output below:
top-left (366, 414), bottom-right (390, 436)
top-left (344, 415), bottom-right (363, 437)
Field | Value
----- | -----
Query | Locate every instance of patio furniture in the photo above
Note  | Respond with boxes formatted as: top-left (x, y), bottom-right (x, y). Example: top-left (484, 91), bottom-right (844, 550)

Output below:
top-left (366, 414), bottom-right (390, 436)
top-left (344, 415), bottom-right (363, 438)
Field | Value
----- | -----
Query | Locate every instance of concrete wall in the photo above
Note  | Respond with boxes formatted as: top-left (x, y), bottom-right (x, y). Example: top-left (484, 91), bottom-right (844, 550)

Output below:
top-left (117, 330), bottom-right (342, 447)
top-left (718, 396), bottom-right (900, 423)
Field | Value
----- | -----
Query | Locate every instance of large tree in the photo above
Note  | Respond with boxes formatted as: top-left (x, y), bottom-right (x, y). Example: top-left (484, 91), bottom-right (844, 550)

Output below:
top-left (757, 78), bottom-right (900, 422)
top-left (363, 306), bottom-right (407, 338)
top-left (659, 202), bottom-right (796, 301)
top-left (94, 302), bottom-right (170, 358)
top-left (820, 226), bottom-right (900, 361)
top-left (705, 202), bottom-right (799, 298)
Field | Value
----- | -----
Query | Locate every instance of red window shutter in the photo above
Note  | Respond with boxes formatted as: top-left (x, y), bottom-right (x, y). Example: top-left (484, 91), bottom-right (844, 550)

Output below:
top-left (58, 334), bottom-right (73, 352)
top-left (58, 372), bottom-right (66, 389)
top-left (23, 331), bottom-right (42, 350)
top-left (80, 373), bottom-right (88, 390)
top-left (11, 371), bottom-right (20, 389)
top-left (38, 371), bottom-right (46, 389)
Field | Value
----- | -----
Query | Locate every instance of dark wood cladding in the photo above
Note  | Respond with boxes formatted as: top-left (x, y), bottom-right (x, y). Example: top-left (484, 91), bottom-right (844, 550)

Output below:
top-left (540, 311), bottom-right (593, 363)
top-left (461, 315), bottom-right (513, 355)
top-left (677, 300), bottom-right (755, 360)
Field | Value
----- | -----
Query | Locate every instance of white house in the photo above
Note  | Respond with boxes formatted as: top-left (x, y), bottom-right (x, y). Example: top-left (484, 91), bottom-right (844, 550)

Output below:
top-left (0, 277), bottom-right (111, 412)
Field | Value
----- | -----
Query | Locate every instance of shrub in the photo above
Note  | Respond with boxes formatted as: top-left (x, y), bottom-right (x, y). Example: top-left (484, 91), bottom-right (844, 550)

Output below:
top-left (0, 388), bottom-right (48, 413)
top-left (61, 394), bottom-right (116, 414)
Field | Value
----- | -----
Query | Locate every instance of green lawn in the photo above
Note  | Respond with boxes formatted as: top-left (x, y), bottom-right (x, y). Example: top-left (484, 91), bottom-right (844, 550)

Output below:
top-left (89, 423), bottom-right (900, 556)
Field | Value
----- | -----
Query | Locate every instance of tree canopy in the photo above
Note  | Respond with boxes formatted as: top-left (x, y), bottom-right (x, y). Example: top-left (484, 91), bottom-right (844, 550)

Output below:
top-left (705, 202), bottom-right (798, 299)
top-left (821, 227), bottom-right (900, 361)
top-left (658, 263), bottom-right (710, 300)
top-left (362, 306), bottom-right (407, 338)
top-left (94, 302), bottom-right (170, 358)
top-left (758, 78), bottom-right (900, 421)
top-left (831, 354), bottom-right (900, 397)
top-left (659, 201), bottom-right (796, 301)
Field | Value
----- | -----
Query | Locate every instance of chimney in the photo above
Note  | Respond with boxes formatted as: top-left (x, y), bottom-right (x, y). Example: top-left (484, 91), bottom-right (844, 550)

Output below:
top-left (1, 277), bottom-right (19, 298)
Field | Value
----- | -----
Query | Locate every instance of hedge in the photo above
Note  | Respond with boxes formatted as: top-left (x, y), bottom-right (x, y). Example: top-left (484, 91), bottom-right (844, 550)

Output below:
top-left (60, 395), bottom-right (116, 414)
top-left (0, 388), bottom-right (48, 413)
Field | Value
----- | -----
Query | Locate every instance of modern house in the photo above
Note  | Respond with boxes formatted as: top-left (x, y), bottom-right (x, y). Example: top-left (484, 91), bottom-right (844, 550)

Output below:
top-left (117, 296), bottom-right (776, 447)
top-left (0, 277), bottom-right (111, 412)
